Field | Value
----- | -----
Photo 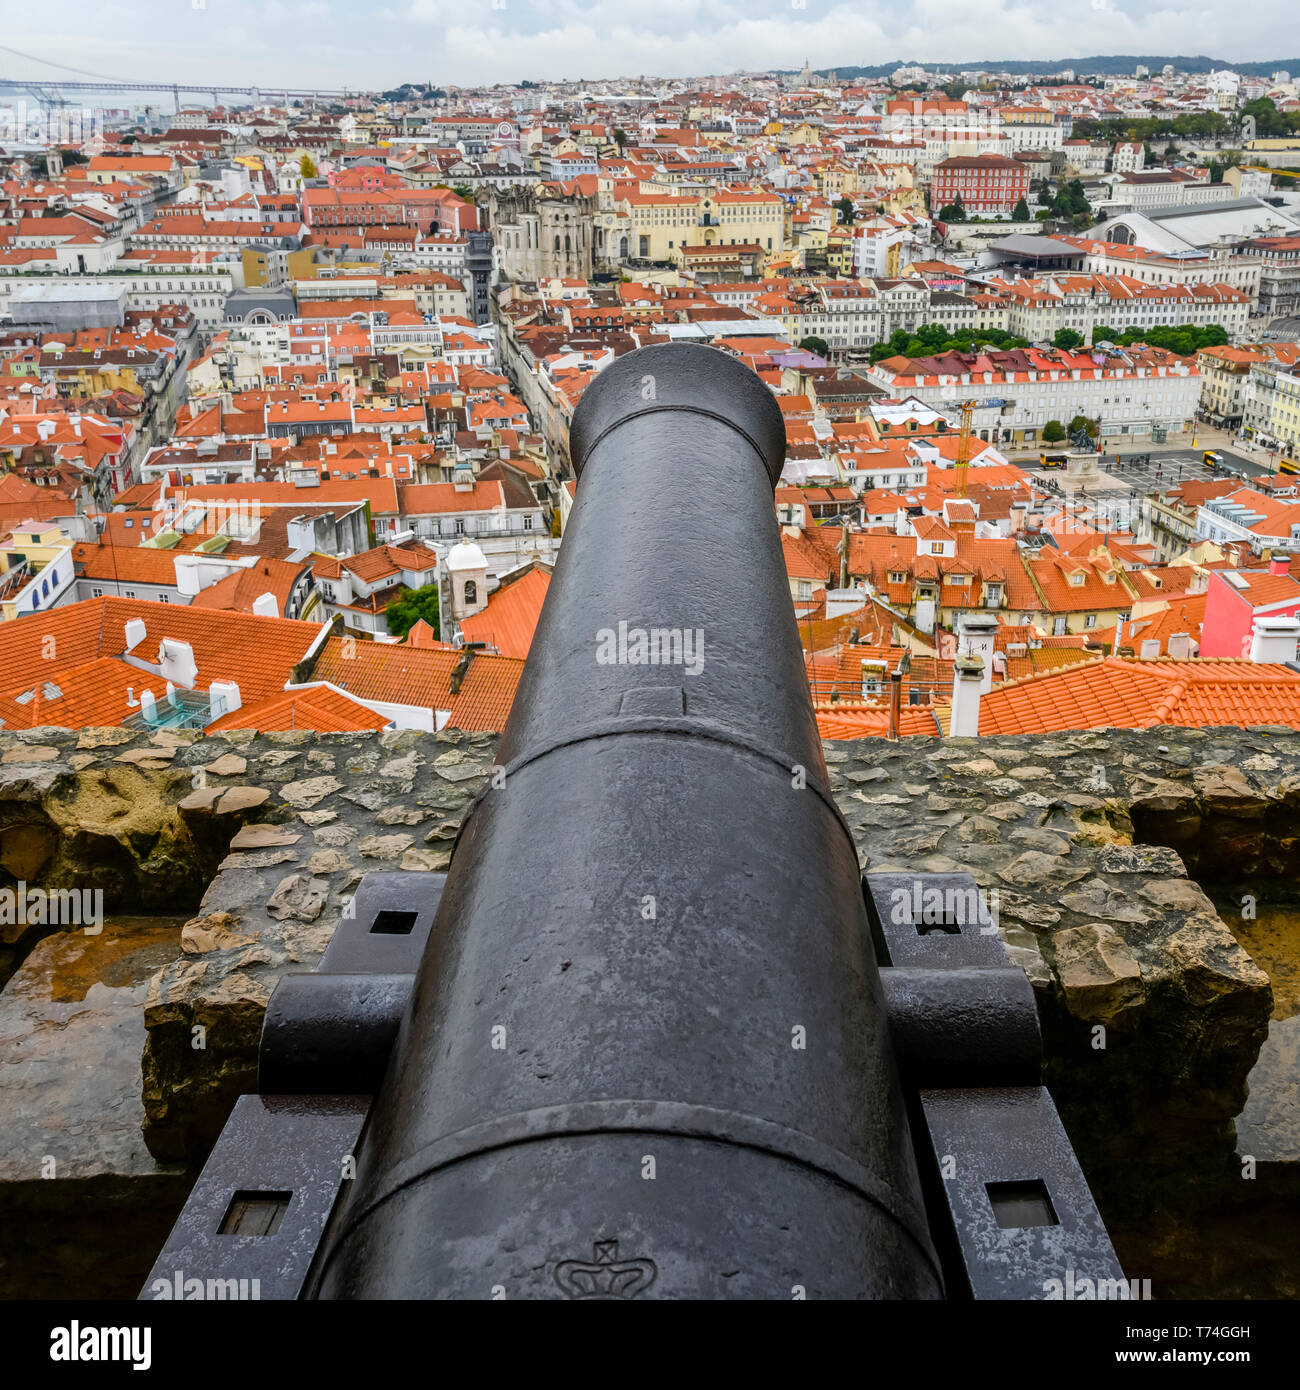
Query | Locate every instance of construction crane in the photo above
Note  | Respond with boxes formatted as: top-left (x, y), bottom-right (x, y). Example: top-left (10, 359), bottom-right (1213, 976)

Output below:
top-left (1240, 166), bottom-right (1300, 181)
top-left (954, 399), bottom-right (977, 499)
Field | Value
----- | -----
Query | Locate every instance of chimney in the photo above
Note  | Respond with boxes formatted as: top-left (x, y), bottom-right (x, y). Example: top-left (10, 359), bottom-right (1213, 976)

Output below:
top-left (139, 688), bottom-right (158, 723)
top-left (449, 646), bottom-right (475, 694)
top-left (1270, 552), bottom-right (1291, 577)
top-left (1249, 614), bottom-right (1300, 664)
top-left (124, 617), bottom-right (147, 652)
top-left (949, 655), bottom-right (984, 737)
top-left (887, 669), bottom-right (902, 740)
top-left (1167, 632), bottom-right (1193, 660)
top-left (957, 612), bottom-right (998, 694)
top-left (252, 591), bottom-right (279, 618)
top-left (1139, 638), bottom-right (1160, 659)
top-left (209, 680), bottom-right (242, 718)
top-left (159, 638), bottom-right (198, 689)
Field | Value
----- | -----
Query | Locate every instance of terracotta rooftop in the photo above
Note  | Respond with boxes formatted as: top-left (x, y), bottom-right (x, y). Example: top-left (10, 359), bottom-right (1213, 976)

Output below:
top-left (459, 566), bottom-right (551, 660)
top-left (207, 683), bottom-right (389, 734)
top-left (310, 632), bottom-right (523, 731)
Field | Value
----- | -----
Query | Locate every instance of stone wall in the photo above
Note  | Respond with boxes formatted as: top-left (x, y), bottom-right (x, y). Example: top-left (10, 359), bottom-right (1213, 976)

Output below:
top-left (0, 722), bottom-right (1297, 1296)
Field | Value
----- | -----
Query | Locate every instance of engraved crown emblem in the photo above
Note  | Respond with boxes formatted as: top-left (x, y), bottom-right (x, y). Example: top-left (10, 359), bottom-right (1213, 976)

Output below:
top-left (554, 1240), bottom-right (657, 1300)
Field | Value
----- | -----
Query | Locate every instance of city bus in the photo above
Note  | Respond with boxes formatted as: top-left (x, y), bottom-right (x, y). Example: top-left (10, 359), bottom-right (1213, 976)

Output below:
top-left (1203, 451), bottom-right (1225, 471)
top-left (1039, 452), bottom-right (1069, 469)
top-left (1279, 458), bottom-right (1299, 476)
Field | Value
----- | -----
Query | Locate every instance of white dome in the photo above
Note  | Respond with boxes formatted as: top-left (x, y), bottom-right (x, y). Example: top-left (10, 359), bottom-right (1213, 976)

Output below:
top-left (445, 541), bottom-right (487, 572)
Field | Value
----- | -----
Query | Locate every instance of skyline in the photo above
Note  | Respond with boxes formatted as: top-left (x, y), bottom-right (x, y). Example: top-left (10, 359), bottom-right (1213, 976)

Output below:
top-left (1, 2), bottom-right (1297, 92)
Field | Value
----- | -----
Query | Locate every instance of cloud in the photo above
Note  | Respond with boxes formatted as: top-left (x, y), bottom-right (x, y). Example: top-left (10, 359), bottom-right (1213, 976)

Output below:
top-left (1, 0), bottom-right (1290, 89)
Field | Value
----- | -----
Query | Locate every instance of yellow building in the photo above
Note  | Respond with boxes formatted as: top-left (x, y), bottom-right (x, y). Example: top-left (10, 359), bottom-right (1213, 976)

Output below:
top-left (620, 188), bottom-right (784, 260)
top-left (0, 521), bottom-right (74, 622)
top-left (242, 245), bottom-right (315, 288)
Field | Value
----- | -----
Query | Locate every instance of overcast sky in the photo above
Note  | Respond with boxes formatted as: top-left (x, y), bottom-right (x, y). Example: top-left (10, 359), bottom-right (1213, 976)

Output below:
top-left (0, 1), bottom-right (1290, 91)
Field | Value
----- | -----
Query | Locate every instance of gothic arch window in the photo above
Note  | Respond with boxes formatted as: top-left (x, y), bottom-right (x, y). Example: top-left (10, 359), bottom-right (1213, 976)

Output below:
top-left (554, 235), bottom-right (561, 251)
top-left (464, 580), bottom-right (478, 606)
top-left (1107, 224), bottom-right (1135, 246)
top-left (565, 234), bottom-right (571, 253)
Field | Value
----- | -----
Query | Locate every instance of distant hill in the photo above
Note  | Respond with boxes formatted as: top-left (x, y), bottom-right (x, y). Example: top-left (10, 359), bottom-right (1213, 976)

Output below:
top-left (781, 56), bottom-right (1299, 80)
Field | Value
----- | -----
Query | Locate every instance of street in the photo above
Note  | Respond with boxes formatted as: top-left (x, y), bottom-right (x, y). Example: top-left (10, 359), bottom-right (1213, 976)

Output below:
top-left (1021, 445), bottom-right (1300, 537)
top-left (1028, 445), bottom-right (1296, 498)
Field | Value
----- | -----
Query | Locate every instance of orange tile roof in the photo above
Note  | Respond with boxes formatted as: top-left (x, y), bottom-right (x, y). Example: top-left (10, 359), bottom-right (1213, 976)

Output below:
top-left (0, 597), bottom-right (321, 729)
top-left (817, 655), bottom-right (1300, 738)
top-left (207, 683), bottom-right (389, 733)
top-left (782, 528), bottom-right (839, 583)
top-left (815, 703), bottom-right (944, 739)
top-left (311, 633), bottom-right (523, 731)
top-left (974, 657), bottom-right (1300, 736)
top-left (71, 542), bottom-right (181, 586)
top-left (189, 559), bottom-right (306, 616)
top-left (459, 566), bottom-right (551, 659)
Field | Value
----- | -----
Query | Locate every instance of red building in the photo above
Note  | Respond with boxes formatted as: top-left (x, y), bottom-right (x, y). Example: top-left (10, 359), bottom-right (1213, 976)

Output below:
top-left (932, 154), bottom-right (1030, 215)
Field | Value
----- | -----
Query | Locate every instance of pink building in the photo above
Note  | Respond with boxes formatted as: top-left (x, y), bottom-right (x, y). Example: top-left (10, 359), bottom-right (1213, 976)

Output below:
top-left (1200, 557), bottom-right (1300, 658)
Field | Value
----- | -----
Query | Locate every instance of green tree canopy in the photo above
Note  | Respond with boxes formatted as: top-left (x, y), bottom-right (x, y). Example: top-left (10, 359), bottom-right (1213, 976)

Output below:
top-left (299, 154), bottom-right (318, 179)
top-left (385, 584), bottom-right (441, 641)
top-left (867, 324), bottom-right (1030, 363)
top-left (1041, 420), bottom-right (1066, 443)
top-left (1011, 196), bottom-right (1031, 222)
top-left (798, 336), bottom-right (830, 358)
top-left (1053, 328), bottom-right (1084, 350)
top-left (937, 195), bottom-right (966, 222)
top-left (1071, 112), bottom-right (1239, 143)
top-left (1241, 97), bottom-right (1293, 140)
top-left (834, 195), bottom-right (856, 225)
top-left (1089, 323), bottom-right (1229, 354)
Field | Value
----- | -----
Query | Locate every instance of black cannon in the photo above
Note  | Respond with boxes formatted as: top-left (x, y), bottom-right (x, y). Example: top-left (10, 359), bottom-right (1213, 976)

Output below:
top-left (145, 344), bottom-right (1124, 1300)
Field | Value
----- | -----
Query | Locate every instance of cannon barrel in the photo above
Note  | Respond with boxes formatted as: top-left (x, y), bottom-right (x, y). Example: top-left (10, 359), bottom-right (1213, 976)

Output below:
top-left (306, 343), bottom-right (942, 1299)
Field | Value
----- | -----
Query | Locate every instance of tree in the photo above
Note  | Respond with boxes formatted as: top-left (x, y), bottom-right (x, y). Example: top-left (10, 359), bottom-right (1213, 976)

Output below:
top-left (299, 154), bottom-right (318, 179)
top-left (1242, 97), bottom-right (1289, 141)
top-left (798, 336), bottom-right (830, 358)
top-left (937, 194), bottom-right (965, 222)
top-left (385, 584), bottom-right (440, 641)
top-left (1052, 178), bottom-right (1090, 218)
top-left (1068, 414), bottom-right (1099, 440)
top-left (613, 127), bottom-right (628, 151)
top-left (1052, 328), bottom-right (1084, 351)
top-left (1042, 420), bottom-right (1066, 443)
top-left (1085, 322), bottom-right (1228, 354)
top-left (834, 195), bottom-right (855, 225)
top-left (451, 183), bottom-right (474, 201)
top-left (866, 325), bottom-right (1030, 363)
top-left (1011, 196), bottom-right (1031, 222)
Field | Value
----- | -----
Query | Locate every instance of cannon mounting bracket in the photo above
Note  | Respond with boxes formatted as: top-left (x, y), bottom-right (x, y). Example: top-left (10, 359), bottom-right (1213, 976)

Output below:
top-left (865, 870), bottom-right (1128, 1300)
